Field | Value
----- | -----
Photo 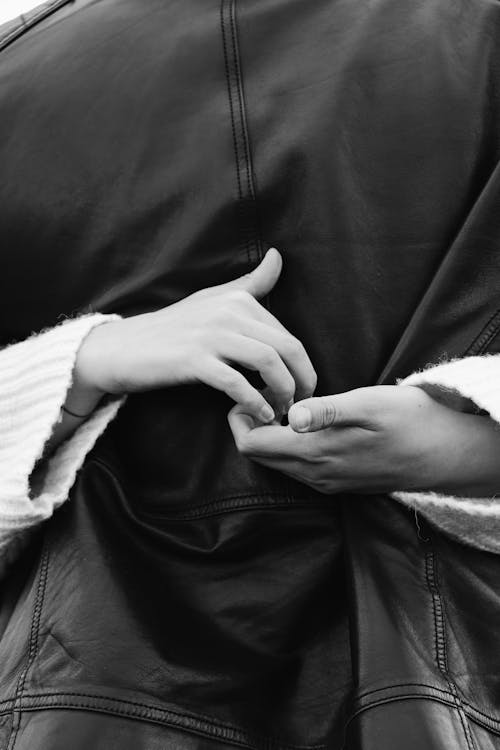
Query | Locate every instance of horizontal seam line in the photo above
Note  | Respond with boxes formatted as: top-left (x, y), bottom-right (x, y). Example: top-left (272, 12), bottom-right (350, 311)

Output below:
top-left (346, 691), bottom-right (459, 727)
top-left (17, 691), bottom-right (327, 750)
top-left (140, 498), bottom-right (337, 521)
top-left (348, 689), bottom-right (500, 738)
top-left (90, 458), bottom-right (335, 518)
top-left (355, 681), bottom-right (457, 701)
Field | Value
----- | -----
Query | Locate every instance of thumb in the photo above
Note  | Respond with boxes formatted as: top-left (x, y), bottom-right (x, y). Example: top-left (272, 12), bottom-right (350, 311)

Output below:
top-left (227, 247), bottom-right (283, 299)
top-left (288, 392), bottom-right (367, 433)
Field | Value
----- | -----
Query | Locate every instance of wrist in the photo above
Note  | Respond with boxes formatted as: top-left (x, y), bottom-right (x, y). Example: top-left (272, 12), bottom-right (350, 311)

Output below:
top-left (73, 320), bottom-right (120, 396)
top-left (411, 411), bottom-right (500, 497)
top-left (65, 364), bottom-right (105, 418)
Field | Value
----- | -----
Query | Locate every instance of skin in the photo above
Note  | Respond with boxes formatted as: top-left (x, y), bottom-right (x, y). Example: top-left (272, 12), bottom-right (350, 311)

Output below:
top-left (47, 247), bottom-right (500, 498)
top-left (227, 386), bottom-right (500, 497)
top-left (46, 248), bottom-right (316, 453)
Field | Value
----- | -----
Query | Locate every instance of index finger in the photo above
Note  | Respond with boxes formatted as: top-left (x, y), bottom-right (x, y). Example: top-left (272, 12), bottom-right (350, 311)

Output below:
top-left (228, 404), bottom-right (304, 458)
top-left (206, 248), bottom-right (283, 299)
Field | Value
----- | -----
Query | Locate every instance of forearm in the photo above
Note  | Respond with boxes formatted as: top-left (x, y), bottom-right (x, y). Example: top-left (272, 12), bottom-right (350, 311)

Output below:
top-left (392, 353), bottom-right (500, 552)
top-left (411, 410), bottom-right (500, 498)
top-left (0, 314), bottom-right (124, 578)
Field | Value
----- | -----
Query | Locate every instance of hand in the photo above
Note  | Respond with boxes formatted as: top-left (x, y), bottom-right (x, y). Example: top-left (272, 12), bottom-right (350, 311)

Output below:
top-left (228, 385), bottom-right (500, 496)
top-left (75, 248), bottom-right (317, 423)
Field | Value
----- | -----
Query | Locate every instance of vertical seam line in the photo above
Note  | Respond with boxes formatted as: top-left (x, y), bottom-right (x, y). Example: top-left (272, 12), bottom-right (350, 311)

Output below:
top-left (228, 1), bottom-right (262, 260)
top-left (424, 542), bottom-right (477, 750)
top-left (220, 0), bottom-right (262, 268)
top-left (8, 542), bottom-right (50, 750)
top-left (220, 0), bottom-right (248, 264)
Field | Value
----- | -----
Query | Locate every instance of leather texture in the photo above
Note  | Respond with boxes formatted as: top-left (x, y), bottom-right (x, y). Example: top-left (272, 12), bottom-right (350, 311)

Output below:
top-left (0, 0), bottom-right (500, 747)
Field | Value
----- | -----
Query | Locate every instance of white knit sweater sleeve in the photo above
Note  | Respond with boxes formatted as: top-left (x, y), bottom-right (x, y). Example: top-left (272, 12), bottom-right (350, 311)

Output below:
top-left (391, 354), bottom-right (500, 552)
top-left (0, 315), bottom-right (125, 577)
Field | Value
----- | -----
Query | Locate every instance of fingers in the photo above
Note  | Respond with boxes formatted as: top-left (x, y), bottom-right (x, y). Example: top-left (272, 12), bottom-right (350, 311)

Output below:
top-left (203, 247), bottom-right (316, 401)
top-left (233, 247), bottom-right (282, 298)
top-left (227, 407), bottom-right (256, 449)
top-left (189, 246), bottom-right (317, 415)
top-left (228, 405), bottom-right (299, 456)
top-left (203, 359), bottom-right (276, 424)
top-left (288, 397), bottom-right (335, 432)
top-left (235, 320), bottom-right (317, 402)
top-left (213, 248), bottom-right (283, 299)
top-left (219, 333), bottom-right (296, 413)
top-left (288, 391), bottom-right (371, 433)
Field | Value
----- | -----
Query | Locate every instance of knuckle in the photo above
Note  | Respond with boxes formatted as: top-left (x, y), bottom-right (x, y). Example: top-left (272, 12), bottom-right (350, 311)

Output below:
top-left (300, 372), bottom-right (318, 397)
top-left (280, 374), bottom-right (296, 398)
top-left (220, 370), bottom-right (243, 393)
top-left (282, 335), bottom-right (303, 356)
top-left (270, 374), bottom-right (295, 400)
top-left (318, 399), bottom-right (337, 426)
top-left (234, 434), bottom-right (250, 454)
top-left (236, 388), bottom-right (264, 415)
top-left (257, 346), bottom-right (279, 368)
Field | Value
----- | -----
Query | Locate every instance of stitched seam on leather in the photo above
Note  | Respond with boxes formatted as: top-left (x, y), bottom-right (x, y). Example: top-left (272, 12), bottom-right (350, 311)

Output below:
top-left (140, 495), bottom-right (334, 521)
top-left (230, 6), bottom-right (253, 215)
top-left (229, 0), bottom-right (262, 265)
top-left (340, 691), bottom-right (470, 749)
top-left (7, 542), bottom-right (49, 750)
top-left (90, 457), bottom-right (334, 519)
top-left (462, 702), bottom-right (500, 725)
top-left (220, 0), bottom-right (262, 270)
top-left (348, 696), bottom-right (500, 741)
top-left (220, 0), bottom-right (248, 264)
top-left (462, 702), bottom-right (500, 735)
top-left (0, 0), bottom-right (73, 52)
top-left (229, 0), bottom-right (263, 266)
top-left (11, 688), bottom-right (500, 741)
top-left (342, 693), bottom-right (500, 746)
top-left (355, 681), bottom-right (459, 701)
top-left (17, 692), bottom-right (327, 750)
top-left (353, 682), bottom-right (500, 725)
top-left (424, 544), bottom-right (477, 750)
top-left (425, 550), bottom-right (448, 672)
top-left (141, 501), bottom-right (333, 521)
top-left (464, 307), bottom-right (500, 356)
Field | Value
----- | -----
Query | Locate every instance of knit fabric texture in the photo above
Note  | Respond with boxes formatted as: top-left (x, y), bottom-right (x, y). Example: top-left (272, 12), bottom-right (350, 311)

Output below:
top-left (0, 314), bottom-right (124, 578)
top-left (392, 355), bottom-right (500, 553)
top-left (0, 318), bottom-right (499, 577)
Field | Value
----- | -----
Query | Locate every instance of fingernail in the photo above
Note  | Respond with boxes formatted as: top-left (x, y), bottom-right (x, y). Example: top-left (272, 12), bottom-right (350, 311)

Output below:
top-left (259, 404), bottom-right (275, 423)
top-left (292, 406), bottom-right (311, 432)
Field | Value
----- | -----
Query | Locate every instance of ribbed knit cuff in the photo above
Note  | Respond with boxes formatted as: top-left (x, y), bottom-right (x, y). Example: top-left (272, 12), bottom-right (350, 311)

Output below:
top-left (391, 354), bottom-right (500, 552)
top-left (0, 314), bottom-right (125, 575)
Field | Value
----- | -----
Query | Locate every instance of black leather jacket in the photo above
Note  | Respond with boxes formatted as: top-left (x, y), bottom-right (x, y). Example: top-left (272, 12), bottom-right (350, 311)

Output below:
top-left (0, 1), bottom-right (500, 748)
